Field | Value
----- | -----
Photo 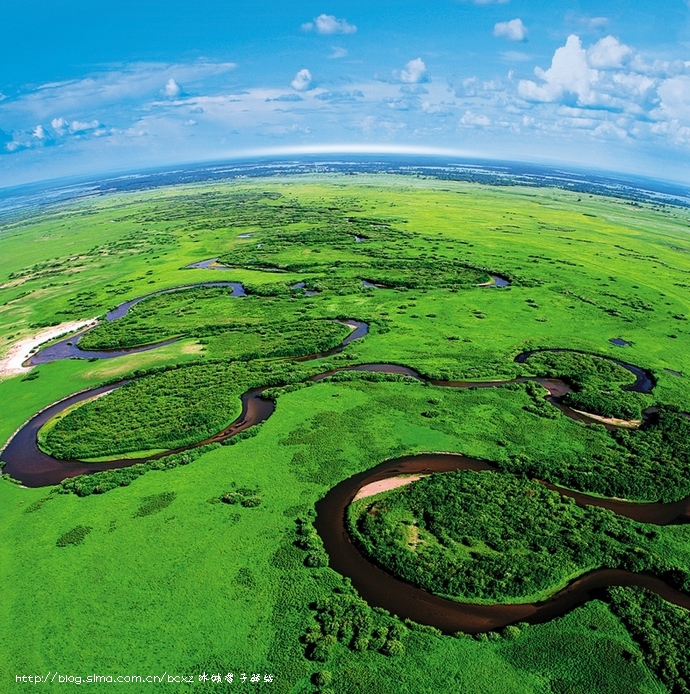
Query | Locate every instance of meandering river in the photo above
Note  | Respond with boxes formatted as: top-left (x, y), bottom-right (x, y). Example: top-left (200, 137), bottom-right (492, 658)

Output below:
top-left (4, 275), bottom-right (690, 633)
top-left (26, 282), bottom-right (246, 366)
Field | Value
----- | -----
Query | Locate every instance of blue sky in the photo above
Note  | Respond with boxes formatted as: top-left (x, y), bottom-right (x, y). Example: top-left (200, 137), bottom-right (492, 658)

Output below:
top-left (1, 1), bottom-right (690, 186)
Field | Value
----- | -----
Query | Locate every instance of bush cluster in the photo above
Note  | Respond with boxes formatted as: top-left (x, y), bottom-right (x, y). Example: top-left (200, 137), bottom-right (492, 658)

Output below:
top-left (56, 525), bottom-right (92, 547)
top-left (220, 485), bottom-right (262, 508)
top-left (608, 587), bottom-right (690, 694)
top-left (295, 516), bottom-right (328, 568)
top-left (304, 592), bottom-right (407, 661)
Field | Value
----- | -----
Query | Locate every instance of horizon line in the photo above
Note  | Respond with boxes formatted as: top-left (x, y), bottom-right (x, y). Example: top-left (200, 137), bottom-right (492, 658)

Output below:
top-left (2, 145), bottom-right (690, 195)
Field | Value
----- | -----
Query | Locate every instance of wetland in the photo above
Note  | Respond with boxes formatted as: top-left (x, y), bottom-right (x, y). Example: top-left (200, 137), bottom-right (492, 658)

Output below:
top-left (1, 174), bottom-right (689, 693)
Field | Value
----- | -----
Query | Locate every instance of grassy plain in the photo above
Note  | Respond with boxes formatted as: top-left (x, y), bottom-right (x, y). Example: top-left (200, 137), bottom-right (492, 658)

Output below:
top-left (1, 175), bottom-right (689, 692)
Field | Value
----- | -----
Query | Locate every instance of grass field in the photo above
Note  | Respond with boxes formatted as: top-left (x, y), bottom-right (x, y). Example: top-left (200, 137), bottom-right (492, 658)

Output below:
top-left (1, 175), bottom-right (689, 693)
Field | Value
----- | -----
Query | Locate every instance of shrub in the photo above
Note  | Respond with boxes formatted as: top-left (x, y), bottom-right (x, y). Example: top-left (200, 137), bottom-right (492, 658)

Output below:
top-left (312, 671), bottom-right (332, 687)
top-left (56, 525), bottom-right (92, 547)
top-left (133, 492), bottom-right (176, 518)
top-left (381, 639), bottom-right (404, 656)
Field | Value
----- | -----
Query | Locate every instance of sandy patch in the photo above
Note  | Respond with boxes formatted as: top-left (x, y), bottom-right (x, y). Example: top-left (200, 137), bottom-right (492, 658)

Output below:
top-left (353, 474), bottom-right (429, 502)
top-left (181, 342), bottom-right (204, 354)
top-left (571, 408), bottom-right (641, 429)
top-left (0, 319), bottom-right (97, 379)
top-left (0, 278), bottom-right (27, 291)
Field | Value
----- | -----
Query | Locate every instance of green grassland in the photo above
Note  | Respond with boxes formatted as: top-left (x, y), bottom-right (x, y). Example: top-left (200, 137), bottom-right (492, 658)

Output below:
top-left (1, 175), bottom-right (690, 693)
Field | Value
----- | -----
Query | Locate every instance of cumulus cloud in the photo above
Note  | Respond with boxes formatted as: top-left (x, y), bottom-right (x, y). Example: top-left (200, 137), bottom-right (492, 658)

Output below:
top-left (385, 97), bottom-right (415, 111)
top-left (51, 117), bottom-right (68, 133)
top-left (517, 34), bottom-right (664, 113)
top-left (1, 116), bottom-right (103, 155)
top-left (586, 36), bottom-right (632, 69)
top-left (396, 58), bottom-right (429, 84)
top-left (163, 78), bottom-right (181, 97)
top-left (454, 76), bottom-right (507, 99)
top-left (655, 75), bottom-right (690, 123)
top-left (518, 35), bottom-right (598, 105)
top-left (301, 14), bottom-right (356, 35)
top-left (291, 69), bottom-right (313, 91)
top-left (421, 101), bottom-right (454, 116)
top-left (493, 19), bottom-right (528, 42)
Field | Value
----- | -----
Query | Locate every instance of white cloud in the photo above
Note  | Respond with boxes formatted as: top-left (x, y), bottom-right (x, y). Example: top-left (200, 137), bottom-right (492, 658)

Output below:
top-left (397, 58), bottom-right (429, 84)
top-left (386, 97), bottom-right (414, 111)
top-left (291, 69), bottom-right (313, 91)
top-left (51, 117), bottom-right (67, 133)
top-left (266, 93), bottom-right (304, 103)
top-left (2, 117), bottom-right (105, 155)
top-left (493, 19), bottom-right (528, 42)
top-left (69, 119), bottom-right (101, 134)
top-left (655, 75), bottom-right (690, 123)
top-left (516, 34), bottom-right (674, 116)
top-left (400, 84), bottom-right (428, 95)
top-left (315, 90), bottom-right (363, 103)
top-left (460, 110), bottom-right (491, 126)
top-left (592, 120), bottom-right (628, 140)
top-left (518, 35), bottom-right (597, 104)
top-left (328, 47), bottom-right (348, 59)
top-left (302, 14), bottom-right (356, 35)
top-left (421, 101), bottom-right (454, 116)
top-left (587, 36), bottom-right (632, 69)
top-left (163, 78), bottom-right (181, 97)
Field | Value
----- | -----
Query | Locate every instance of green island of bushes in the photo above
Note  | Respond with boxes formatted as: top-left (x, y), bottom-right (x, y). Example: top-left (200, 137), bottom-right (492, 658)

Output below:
top-left (347, 470), bottom-right (673, 603)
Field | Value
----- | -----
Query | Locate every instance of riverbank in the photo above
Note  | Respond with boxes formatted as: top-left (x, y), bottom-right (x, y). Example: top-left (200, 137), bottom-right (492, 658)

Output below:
top-left (353, 473), bottom-right (427, 501)
top-left (0, 319), bottom-right (96, 379)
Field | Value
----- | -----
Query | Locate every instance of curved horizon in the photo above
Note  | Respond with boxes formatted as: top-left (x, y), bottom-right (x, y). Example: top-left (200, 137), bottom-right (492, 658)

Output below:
top-left (2, 148), bottom-right (690, 203)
